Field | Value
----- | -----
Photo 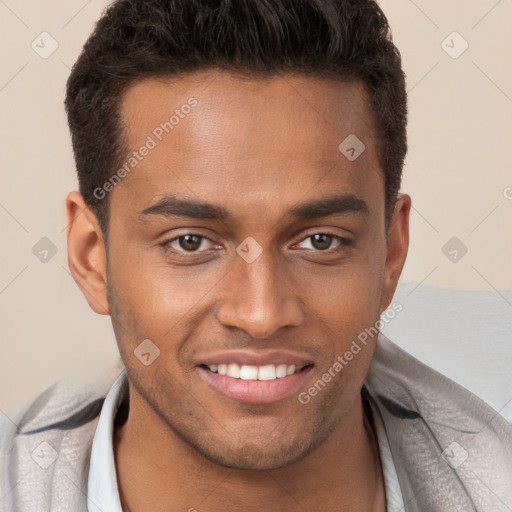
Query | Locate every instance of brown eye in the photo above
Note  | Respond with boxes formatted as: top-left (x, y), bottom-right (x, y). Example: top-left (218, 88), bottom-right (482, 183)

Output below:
top-left (161, 233), bottom-right (216, 254)
top-left (309, 234), bottom-right (334, 251)
top-left (176, 234), bottom-right (203, 251)
top-left (297, 232), bottom-right (351, 252)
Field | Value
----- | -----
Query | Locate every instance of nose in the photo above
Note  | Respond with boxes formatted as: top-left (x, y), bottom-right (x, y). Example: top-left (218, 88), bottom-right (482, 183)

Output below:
top-left (216, 246), bottom-right (304, 339)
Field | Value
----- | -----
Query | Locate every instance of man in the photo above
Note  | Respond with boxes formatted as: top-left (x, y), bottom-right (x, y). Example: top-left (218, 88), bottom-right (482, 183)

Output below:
top-left (1, 0), bottom-right (511, 511)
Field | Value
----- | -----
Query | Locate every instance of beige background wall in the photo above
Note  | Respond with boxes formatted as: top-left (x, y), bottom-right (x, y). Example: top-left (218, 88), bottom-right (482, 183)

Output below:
top-left (0, 1), bottom-right (511, 412)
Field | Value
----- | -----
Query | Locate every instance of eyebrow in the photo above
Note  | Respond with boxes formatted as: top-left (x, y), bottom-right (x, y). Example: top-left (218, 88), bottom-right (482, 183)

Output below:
top-left (138, 193), bottom-right (369, 221)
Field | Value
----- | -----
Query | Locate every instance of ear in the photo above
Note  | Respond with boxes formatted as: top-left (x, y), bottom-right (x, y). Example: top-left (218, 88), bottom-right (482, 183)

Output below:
top-left (380, 193), bottom-right (411, 312)
top-left (65, 191), bottom-right (110, 315)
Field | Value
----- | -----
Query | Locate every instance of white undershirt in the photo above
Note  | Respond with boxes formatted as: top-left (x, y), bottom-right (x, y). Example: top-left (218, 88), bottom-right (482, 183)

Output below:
top-left (367, 396), bottom-right (406, 512)
top-left (87, 369), bottom-right (405, 512)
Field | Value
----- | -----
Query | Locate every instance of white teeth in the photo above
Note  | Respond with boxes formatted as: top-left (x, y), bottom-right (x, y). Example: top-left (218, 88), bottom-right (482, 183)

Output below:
top-left (276, 364), bottom-right (287, 378)
top-left (258, 364), bottom-right (277, 380)
top-left (207, 363), bottom-right (303, 380)
top-left (226, 363), bottom-right (240, 378)
top-left (239, 365), bottom-right (258, 380)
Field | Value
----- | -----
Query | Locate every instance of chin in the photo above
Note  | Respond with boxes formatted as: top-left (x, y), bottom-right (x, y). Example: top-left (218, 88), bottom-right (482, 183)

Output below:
top-left (191, 432), bottom-right (322, 471)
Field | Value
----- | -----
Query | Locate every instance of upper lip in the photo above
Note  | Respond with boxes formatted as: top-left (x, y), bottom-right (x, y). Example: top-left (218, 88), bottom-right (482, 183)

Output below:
top-left (196, 350), bottom-right (314, 368)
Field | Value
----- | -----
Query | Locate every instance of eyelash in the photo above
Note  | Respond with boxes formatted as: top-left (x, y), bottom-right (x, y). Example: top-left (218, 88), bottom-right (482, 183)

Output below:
top-left (160, 232), bottom-right (352, 257)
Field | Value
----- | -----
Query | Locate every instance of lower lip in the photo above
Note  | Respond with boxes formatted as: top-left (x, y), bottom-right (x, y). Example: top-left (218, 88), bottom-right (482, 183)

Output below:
top-left (198, 365), bottom-right (313, 404)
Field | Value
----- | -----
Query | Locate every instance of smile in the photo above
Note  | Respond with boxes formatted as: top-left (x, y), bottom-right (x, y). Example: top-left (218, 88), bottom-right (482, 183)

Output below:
top-left (198, 363), bottom-right (314, 404)
top-left (206, 363), bottom-right (302, 380)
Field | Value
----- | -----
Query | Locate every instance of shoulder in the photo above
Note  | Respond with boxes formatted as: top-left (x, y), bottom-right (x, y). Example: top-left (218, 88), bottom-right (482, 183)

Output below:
top-left (364, 333), bottom-right (512, 509)
top-left (0, 369), bottom-right (120, 512)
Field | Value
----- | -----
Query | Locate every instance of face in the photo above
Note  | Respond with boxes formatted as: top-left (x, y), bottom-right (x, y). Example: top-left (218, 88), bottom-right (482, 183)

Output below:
top-left (67, 69), bottom-right (410, 471)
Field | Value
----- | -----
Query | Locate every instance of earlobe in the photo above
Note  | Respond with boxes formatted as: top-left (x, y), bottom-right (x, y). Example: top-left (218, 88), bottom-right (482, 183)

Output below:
top-left (65, 191), bottom-right (110, 315)
top-left (380, 193), bottom-right (411, 312)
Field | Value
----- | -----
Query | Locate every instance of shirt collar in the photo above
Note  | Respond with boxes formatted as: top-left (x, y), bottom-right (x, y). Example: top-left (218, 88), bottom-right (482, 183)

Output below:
top-left (87, 368), bottom-right (128, 512)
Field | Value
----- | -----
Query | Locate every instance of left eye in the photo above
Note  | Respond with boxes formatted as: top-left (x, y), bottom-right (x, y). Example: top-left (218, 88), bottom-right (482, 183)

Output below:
top-left (296, 233), bottom-right (346, 251)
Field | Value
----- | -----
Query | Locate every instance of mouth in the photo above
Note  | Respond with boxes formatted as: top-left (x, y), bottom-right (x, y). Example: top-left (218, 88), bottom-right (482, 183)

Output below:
top-left (197, 363), bottom-right (314, 404)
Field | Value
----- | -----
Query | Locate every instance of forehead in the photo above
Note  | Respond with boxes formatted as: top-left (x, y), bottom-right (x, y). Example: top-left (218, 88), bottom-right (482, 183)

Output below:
top-left (112, 69), bottom-right (383, 222)
top-left (119, 69), bottom-right (377, 149)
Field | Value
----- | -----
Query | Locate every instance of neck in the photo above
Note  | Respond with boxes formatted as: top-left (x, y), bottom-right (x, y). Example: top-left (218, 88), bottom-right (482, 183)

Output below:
top-left (114, 385), bottom-right (386, 512)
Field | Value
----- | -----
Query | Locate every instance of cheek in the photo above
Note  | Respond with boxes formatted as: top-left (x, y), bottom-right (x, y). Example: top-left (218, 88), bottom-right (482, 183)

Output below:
top-left (296, 246), bottom-right (385, 326)
top-left (108, 239), bottom-right (222, 330)
top-left (106, 248), bottom-right (229, 379)
top-left (294, 248), bottom-right (385, 383)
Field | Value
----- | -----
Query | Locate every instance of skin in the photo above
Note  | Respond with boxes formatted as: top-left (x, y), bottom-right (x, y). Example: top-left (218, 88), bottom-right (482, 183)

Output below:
top-left (66, 69), bottom-right (411, 512)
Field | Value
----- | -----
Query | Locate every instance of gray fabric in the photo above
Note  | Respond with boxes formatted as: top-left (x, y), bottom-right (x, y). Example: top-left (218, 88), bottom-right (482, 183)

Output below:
top-left (363, 336), bottom-right (512, 511)
top-left (1, 333), bottom-right (511, 511)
